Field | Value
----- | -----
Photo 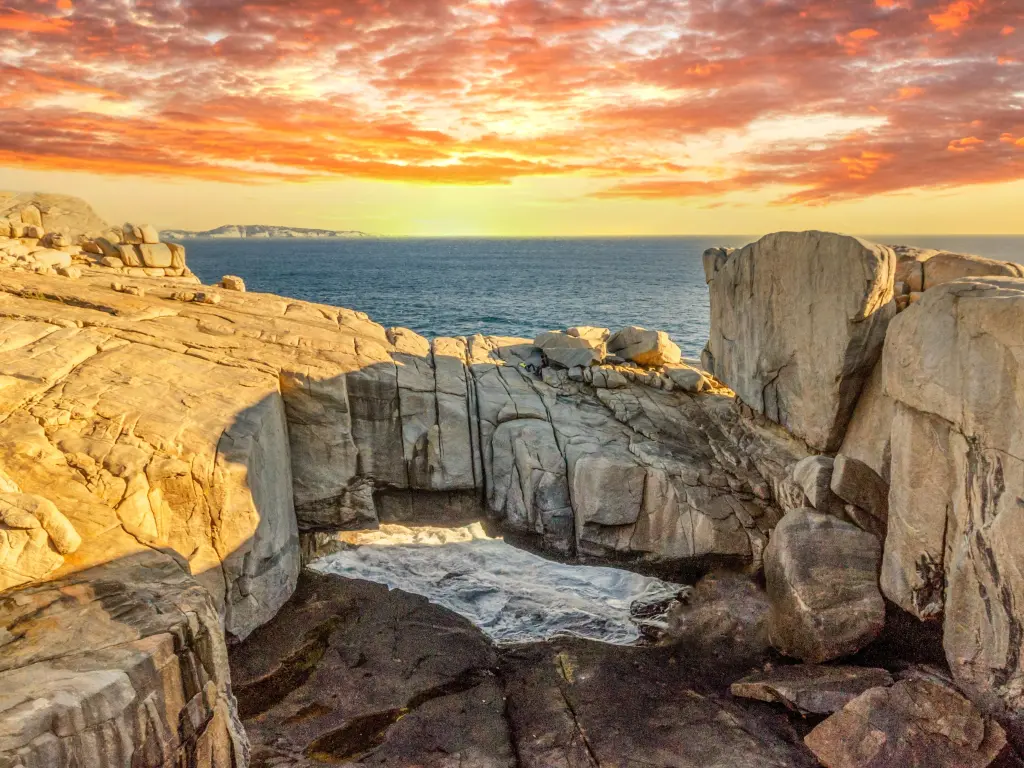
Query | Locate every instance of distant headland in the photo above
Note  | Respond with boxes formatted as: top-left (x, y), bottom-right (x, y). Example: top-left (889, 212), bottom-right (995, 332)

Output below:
top-left (161, 224), bottom-right (370, 239)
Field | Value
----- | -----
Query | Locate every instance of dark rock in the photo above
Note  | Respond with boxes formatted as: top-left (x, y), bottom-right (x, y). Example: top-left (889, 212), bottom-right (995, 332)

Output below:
top-left (501, 640), bottom-right (818, 768)
top-left (805, 677), bottom-right (1011, 768)
top-left (666, 570), bottom-right (773, 663)
top-left (230, 572), bottom-right (515, 767)
top-left (731, 664), bottom-right (894, 715)
top-left (765, 509), bottom-right (885, 662)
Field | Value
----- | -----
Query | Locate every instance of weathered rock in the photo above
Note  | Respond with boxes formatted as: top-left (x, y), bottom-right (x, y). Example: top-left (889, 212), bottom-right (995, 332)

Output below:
top-left (731, 665), bottom-right (894, 715)
top-left (607, 325), bottom-right (681, 366)
top-left (0, 492), bottom-right (81, 590)
top-left (0, 193), bottom-right (109, 239)
top-left (136, 242), bottom-right (172, 268)
top-left (882, 278), bottom-right (1024, 733)
top-left (534, 330), bottom-right (604, 368)
top-left (231, 573), bottom-right (516, 767)
top-left (0, 552), bottom-right (248, 768)
top-left (791, 455), bottom-right (844, 517)
top-left (566, 325), bottom-right (610, 343)
top-left (167, 241), bottom-right (187, 269)
top-left (703, 232), bottom-right (896, 452)
top-left (765, 509), bottom-right (885, 662)
top-left (921, 250), bottom-right (1024, 290)
top-left (837, 360), bottom-right (895, 482)
top-left (829, 454), bottom-right (888, 533)
top-left (139, 223), bottom-right (160, 244)
top-left (664, 362), bottom-right (707, 392)
top-left (804, 677), bottom-right (1009, 768)
top-left (121, 223), bottom-right (144, 244)
top-left (220, 274), bottom-right (246, 291)
top-left (503, 637), bottom-right (819, 768)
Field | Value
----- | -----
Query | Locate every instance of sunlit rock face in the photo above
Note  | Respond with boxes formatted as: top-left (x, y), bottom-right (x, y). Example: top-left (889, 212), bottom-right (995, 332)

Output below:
top-left (702, 231), bottom-right (897, 452)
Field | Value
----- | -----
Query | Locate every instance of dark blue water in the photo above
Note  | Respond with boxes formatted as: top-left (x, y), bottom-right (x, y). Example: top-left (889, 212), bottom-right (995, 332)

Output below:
top-left (185, 235), bottom-right (1024, 359)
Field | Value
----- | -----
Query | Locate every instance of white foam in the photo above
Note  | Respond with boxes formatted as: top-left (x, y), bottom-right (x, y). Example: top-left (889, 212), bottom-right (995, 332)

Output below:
top-left (309, 524), bottom-right (685, 645)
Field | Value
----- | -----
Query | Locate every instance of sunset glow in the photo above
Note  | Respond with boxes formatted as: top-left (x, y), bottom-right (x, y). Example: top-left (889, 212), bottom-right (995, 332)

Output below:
top-left (0, 0), bottom-right (1021, 234)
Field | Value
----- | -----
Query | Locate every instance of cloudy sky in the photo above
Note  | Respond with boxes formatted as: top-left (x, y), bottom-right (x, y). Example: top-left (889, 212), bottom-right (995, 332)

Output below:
top-left (0, 0), bottom-right (1021, 234)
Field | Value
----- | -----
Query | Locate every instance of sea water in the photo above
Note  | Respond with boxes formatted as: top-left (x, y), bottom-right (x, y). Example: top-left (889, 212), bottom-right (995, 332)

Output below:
top-left (185, 235), bottom-right (1024, 358)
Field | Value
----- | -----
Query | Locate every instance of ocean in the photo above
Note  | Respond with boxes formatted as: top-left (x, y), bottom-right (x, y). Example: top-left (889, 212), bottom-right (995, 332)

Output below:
top-left (185, 235), bottom-right (1024, 359)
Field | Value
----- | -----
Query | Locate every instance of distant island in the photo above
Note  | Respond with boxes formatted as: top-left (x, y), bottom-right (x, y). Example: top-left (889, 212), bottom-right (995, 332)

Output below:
top-left (160, 224), bottom-right (370, 240)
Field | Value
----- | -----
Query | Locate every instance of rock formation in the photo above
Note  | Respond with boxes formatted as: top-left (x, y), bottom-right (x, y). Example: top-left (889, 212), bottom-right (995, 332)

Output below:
top-left (702, 231), bottom-right (896, 452)
top-left (2, 194), bottom-right (1024, 768)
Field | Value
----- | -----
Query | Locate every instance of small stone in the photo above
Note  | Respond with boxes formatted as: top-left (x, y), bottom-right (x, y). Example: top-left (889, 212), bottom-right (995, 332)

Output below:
top-left (111, 282), bottom-right (145, 297)
top-left (220, 275), bottom-right (246, 292)
top-left (56, 265), bottom-right (81, 279)
top-left (195, 291), bottom-right (222, 305)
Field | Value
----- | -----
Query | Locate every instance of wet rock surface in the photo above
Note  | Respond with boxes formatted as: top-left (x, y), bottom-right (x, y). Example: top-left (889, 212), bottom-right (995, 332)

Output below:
top-left (230, 572), bottom-right (819, 768)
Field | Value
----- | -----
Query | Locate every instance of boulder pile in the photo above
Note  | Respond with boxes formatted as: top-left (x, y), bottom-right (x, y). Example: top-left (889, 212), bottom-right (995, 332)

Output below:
top-left (0, 199), bottom-right (195, 282)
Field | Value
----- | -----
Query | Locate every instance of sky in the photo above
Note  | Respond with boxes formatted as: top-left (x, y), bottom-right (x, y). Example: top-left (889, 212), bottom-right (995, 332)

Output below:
top-left (0, 0), bottom-right (1021, 235)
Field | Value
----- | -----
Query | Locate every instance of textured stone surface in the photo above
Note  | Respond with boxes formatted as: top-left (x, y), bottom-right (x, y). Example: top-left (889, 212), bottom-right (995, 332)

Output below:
top-left (232, 572), bottom-right (819, 768)
top-left (837, 360), bottom-right (895, 483)
top-left (882, 278), bottom-right (1024, 736)
top-left (805, 677), bottom-right (1009, 768)
top-left (534, 330), bottom-right (605, 368)
top-left (0, 551), bottom-right (247, 768)
top-left (607, 325), bottom-right (682, 366)
top-left (830, 454), bottom-right (889, 534)
top-left (703, 231), bottom-right (896, 452)
top-left (765, 509), bottom-right (885, 662)
top-left (731, 665), bottom-right (894, 715)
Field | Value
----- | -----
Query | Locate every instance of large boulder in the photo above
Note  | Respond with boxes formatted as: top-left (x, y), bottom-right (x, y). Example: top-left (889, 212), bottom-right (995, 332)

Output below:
top-left (881, 277), bottom-right (1024, 734)
top-left (702, 232), bottom-right (896, 452)
top-left (805, 676), bottom-right (1009, 768)
top-left (765, 509), bottom-right (885, 662)
top-left (534, 330), bottom-right (604, 369)
top-left (607, 326), bottom-right (681, 366)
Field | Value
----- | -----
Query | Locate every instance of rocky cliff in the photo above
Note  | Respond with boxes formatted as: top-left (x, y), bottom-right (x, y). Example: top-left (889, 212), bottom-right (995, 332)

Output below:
top-left (161, 225), bottom-right (369, 239)
top-left (0, 198), bottom-right (1022, 767)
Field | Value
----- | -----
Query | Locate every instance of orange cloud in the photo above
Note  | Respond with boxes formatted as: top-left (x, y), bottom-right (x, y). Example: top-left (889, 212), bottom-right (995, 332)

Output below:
top-left (928, 0), bottom-right (984, 31)
top-left (896, 86), bottom-right (924, 99)
top-left (947, 136), bottom-right (985, 151)
top-left (0, 9), bottom-right (70, 32)
top-left (0, 0), bottom-right (1021, 207)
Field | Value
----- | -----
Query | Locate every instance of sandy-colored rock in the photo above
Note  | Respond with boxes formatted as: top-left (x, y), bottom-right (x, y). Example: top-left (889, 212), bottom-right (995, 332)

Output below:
top-left (703, 232), bottom-right (896, 452)
top-left (220, 274), bottom-right (246, 291)
top-left (805, 677), bottom-right (1009, 768)
top-left (0, 193), bottom-right (109, 240)
top-left (882, 278), bottom-right (1024, 732)
top-left (921, 250), bottom-right (1024, 290)
top-left (121, 223), bottom-right (144, 244)
top-left (139, 223), bottom-right (160, 244)
top-left (0, 552), bottom-right (247, 768)
top-left (566, 325), bottom-right (610, 343)
top-left (167, 241), bottom-right (187, 269)
top-left (607, 326), bottom-right (681, 366)
top-left (765, 509), bottom-right (885, 662)
top-left (535, 330), bottom-right (604, 368)
top-left (136, 242), bottom-right (172, 268)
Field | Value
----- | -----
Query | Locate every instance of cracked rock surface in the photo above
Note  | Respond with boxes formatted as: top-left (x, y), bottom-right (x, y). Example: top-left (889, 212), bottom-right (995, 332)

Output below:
top-left (230, 572), bottom-right (819, 768)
